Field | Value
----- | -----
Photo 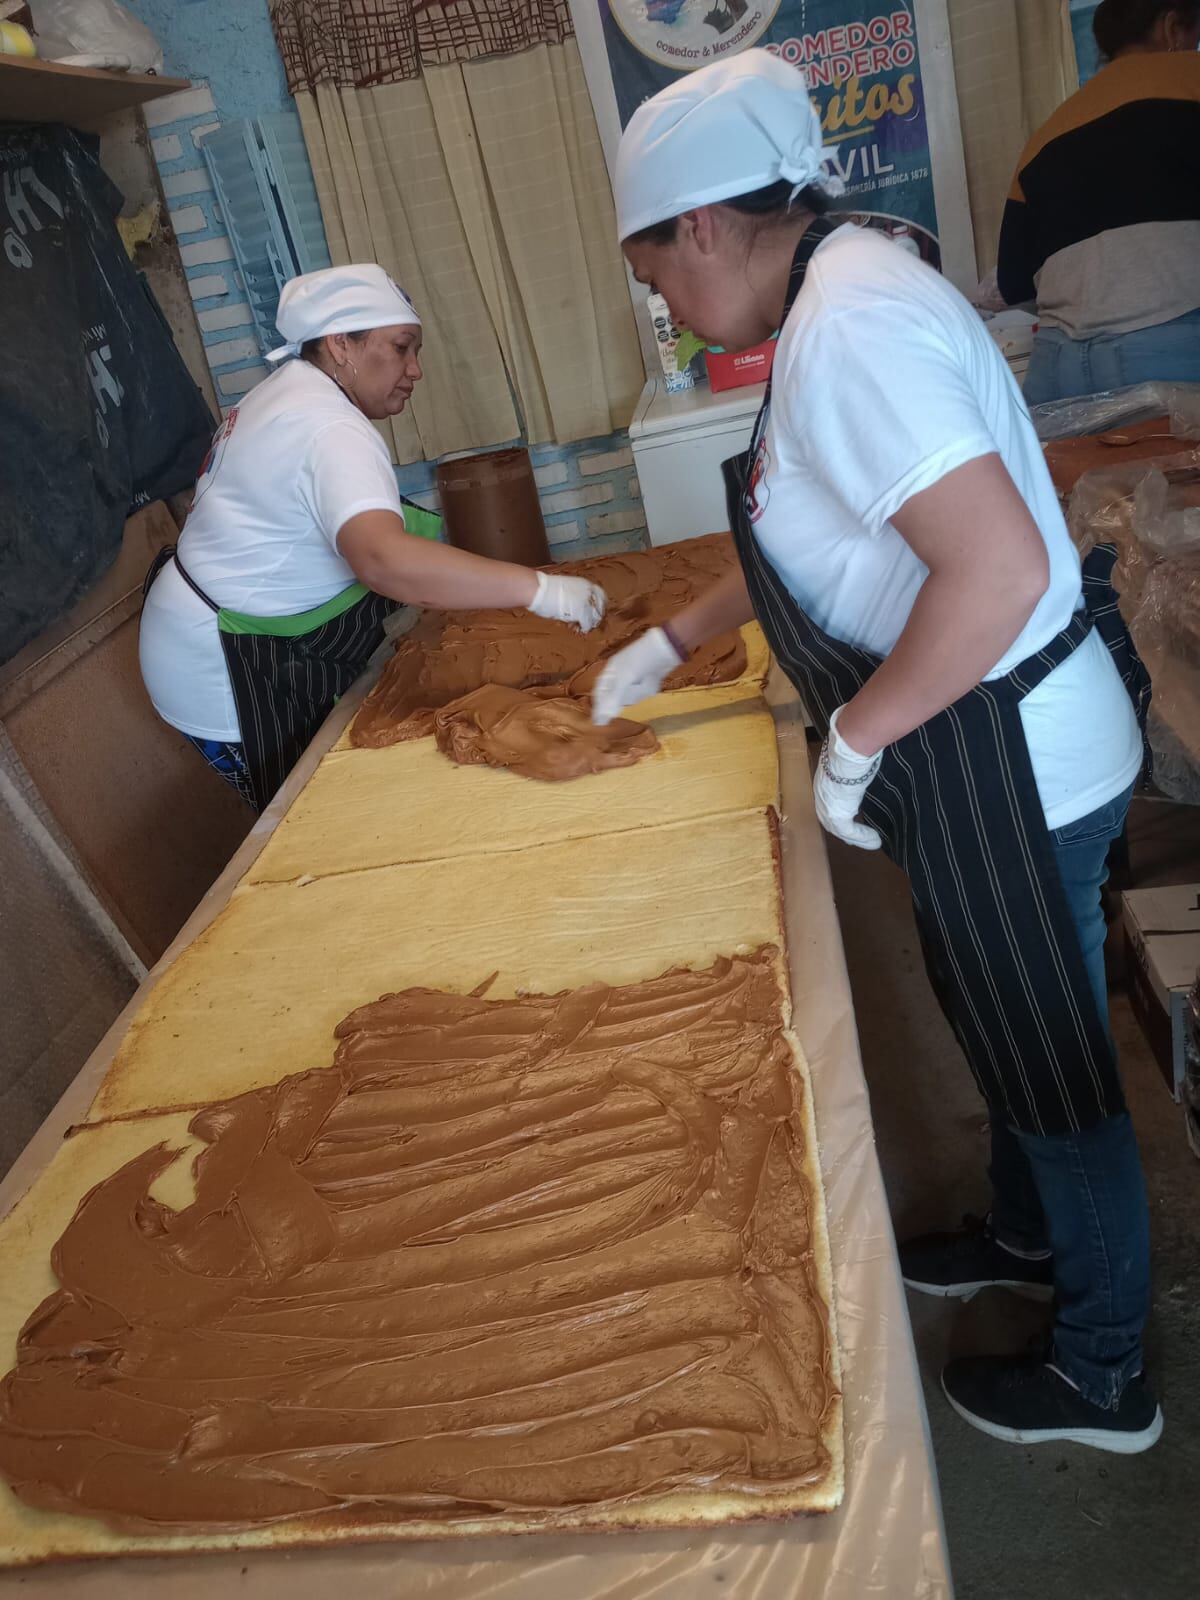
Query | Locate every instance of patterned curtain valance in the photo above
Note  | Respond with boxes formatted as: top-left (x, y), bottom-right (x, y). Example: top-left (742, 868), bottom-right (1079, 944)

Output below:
top-left (270, 0), bottom-right (575, 93)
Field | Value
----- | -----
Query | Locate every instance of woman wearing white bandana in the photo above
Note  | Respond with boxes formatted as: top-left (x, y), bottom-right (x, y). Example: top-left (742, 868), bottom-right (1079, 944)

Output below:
top-left (140, 264), bottom-right (604, 810)
top-left (596, 51), bottom-right (1159, 1455)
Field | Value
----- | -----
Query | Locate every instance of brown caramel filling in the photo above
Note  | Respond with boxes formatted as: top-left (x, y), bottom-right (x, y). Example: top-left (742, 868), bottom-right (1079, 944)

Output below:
top-left (433, 685), bottom-right (660, 781)
top-left (352, 534), bottom-right (748, 748)
top-left (0, 951), bottom-right (835, 1534)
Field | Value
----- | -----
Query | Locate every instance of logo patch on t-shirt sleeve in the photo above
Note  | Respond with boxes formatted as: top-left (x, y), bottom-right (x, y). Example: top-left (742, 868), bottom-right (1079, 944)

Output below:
top-left (746, 437), bottom-right (771, 525)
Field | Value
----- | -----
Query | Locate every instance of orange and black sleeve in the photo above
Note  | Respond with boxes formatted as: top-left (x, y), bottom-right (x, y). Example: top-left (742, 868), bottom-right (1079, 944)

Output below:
top-left (996, 54), bottom-right (1200, 308)
top-left (997, 175), bottom-right (1037, 306)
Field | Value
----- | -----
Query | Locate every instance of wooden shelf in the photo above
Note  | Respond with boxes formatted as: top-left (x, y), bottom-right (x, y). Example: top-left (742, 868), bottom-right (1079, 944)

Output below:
top-left (0, 56), bottom-right (189, 128)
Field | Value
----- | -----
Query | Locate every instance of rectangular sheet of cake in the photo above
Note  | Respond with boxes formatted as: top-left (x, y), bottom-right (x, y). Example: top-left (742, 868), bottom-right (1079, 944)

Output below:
top-left (0, 951), bottom-right (841, 1565)
top-left (88, 808), bottom-right (785, 1121)
top-left (250, 690), bottom-right (778, 883)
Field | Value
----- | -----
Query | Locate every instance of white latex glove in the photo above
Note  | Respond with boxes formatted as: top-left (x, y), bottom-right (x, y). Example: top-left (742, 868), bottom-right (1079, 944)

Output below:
top-left (528, 571), bottom-right (606, 633)
top-left (592, 627), bottom-right (685, 726)
top-left (814, 705), bottom-right (883, 851)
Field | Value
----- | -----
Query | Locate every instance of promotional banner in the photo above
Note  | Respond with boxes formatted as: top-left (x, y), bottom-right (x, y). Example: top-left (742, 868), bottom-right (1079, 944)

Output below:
top-left (599, 1), bottom-right (942, 265)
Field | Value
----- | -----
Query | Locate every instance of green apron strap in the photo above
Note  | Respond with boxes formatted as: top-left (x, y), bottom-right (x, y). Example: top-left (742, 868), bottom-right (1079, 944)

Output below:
top-left (217, 581), bottom-right (370, 637)
top-left (216, 493), bottom-right (440, 638)
top-left (399, 495), bottom-right (443, 542)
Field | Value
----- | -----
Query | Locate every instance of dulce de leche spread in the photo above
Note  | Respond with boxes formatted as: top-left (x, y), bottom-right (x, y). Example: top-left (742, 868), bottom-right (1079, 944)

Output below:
top-left (352, 534), bottom-right (748, 747)
top-left (433, 684), bottom-right (660, 781)
top-left (0, 951), bottom-right (836, 1534)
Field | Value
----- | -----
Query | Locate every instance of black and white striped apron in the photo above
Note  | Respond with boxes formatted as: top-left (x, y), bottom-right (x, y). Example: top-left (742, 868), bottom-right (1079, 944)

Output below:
top-left (727, 220), bottom-right (1144, 1137)
top-left (145, 548), bottom-right (396, 813)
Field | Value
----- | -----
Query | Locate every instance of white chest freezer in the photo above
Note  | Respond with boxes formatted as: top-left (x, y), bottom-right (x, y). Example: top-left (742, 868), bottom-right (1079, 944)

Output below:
top-left (630, 377), bottom-right (765, 546)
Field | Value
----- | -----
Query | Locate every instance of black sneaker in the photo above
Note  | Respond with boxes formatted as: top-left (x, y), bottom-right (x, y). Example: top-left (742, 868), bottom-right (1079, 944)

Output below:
top-left (899, 1213), bottom-right (1054, 1301)
top-left (942, 1352), bottom-right (1163, 1454)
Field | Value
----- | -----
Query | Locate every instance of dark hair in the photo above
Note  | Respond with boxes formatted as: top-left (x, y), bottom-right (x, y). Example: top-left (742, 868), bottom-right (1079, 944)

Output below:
top-left (300, 328), bottom-right (369, 363)
top-left (1093, 0), bottom-right (1200, 57)
top-left (626, 177), bottom-right (832, 247)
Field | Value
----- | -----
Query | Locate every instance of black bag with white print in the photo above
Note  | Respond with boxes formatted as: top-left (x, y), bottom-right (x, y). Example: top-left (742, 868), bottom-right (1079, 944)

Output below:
top-left (0, 124), bottom-right (214, 663)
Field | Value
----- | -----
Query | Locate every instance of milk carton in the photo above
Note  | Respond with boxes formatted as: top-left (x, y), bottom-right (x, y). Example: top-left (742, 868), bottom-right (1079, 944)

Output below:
top-left (646, 292), bottom-right (696, 393)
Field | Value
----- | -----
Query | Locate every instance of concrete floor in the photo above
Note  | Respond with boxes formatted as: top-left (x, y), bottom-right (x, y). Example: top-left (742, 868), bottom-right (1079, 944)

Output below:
top-left (826, 795), bottom-right (1200, 1600)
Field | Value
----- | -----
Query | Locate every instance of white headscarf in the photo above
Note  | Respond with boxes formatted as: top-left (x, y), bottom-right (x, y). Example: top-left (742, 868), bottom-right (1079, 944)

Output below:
top-left (265, 264), bottom-right (421, 364)
top-left (614, 49), bottom-right (842, 243)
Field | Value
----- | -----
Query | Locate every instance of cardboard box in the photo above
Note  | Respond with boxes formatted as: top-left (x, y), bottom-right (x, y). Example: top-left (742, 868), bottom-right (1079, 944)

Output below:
top-left (1122, 885), bottom-right (1200, 1099)
top-left (705, 339), bottom-right (776, 392)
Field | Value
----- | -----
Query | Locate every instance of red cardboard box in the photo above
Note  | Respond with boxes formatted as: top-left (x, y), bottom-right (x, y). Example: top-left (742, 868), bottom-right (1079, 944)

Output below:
top-left (705, 338), bottom-right (776, 392)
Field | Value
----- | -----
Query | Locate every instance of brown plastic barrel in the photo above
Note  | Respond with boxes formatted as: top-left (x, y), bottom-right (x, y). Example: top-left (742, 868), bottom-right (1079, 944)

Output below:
top-left (436, 447), bottom-right (551, 566)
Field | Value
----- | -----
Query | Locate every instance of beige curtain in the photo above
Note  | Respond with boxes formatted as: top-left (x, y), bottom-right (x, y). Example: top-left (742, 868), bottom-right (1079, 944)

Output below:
top-left (947, 0), bottom-right (1079, 276)
top-left (293, 40), bottom-right (643, 464)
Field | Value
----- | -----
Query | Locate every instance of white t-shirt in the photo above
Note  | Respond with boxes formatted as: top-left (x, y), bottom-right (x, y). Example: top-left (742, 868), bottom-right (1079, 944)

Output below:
top-left (140, 360), bottom-right (404, 740)
top-left (750, 224), bottom-right (1142, 831)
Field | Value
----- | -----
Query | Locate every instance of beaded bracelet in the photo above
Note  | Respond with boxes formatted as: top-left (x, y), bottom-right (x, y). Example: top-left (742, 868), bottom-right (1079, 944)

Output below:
top-left (819, 744), bottom-right (876, 786)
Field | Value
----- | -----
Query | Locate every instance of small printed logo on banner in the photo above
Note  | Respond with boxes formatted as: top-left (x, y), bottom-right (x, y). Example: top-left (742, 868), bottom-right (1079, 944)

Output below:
top-left (610, 0), bottom-right (782, 68)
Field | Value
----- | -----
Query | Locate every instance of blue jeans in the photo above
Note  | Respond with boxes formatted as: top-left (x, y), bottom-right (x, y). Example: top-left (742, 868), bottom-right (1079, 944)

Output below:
top-left (989, 784), bottom-right (1150, 1407)
top-left (1023, 306), bottom-right (1200, 405)
top-left (183, 733), bottom-right (256, 808)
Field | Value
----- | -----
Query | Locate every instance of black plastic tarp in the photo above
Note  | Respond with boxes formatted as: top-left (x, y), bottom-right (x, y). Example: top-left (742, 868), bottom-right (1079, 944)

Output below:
top-left (0, 125), bottom-right (215, 665)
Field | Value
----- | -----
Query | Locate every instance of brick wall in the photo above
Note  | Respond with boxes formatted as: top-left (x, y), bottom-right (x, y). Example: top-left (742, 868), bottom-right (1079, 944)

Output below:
top-left (397, 436), bottom-right (646, 563)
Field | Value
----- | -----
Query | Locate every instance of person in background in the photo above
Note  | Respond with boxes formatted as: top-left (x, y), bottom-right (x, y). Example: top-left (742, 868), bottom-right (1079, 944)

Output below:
top-left (998, 0), bottom-right (1200, 403)
top-left (140, 265), bottom-right (605, 811)
top-left (595, 49), bottom-right (1160, 1454)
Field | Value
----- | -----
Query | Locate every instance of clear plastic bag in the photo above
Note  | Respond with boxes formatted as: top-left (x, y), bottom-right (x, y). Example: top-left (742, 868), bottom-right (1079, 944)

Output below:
top-left (1146, 682), bottom-right (1200, 804)
top-left (1033, 382), bottom-right (1200, 802)
top-left (1136, 548), bottom-right (1200, 804)
top-left (27, 0), bottom-right (162, 71)
top-left (1072, 465), bottom-right (1200, 804)
top-left (1068, 461), bottom-right (1200, 563)
top-left (970, 267), bottom-right (1007, 312)
top-left (1030, 381), bottom-right (1200, 443)
top-left (1041, 385), bottom-right (1200, 506)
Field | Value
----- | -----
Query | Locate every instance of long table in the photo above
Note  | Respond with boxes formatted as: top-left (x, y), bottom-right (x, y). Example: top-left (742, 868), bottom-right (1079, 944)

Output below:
top-left (0, 664), bottom-right (952, 1600)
